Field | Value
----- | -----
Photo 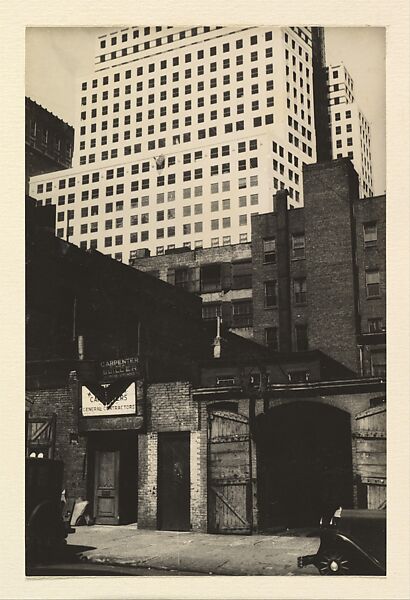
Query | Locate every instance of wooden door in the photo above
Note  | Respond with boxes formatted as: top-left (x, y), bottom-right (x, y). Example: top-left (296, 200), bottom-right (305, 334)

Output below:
top-left (208, 410), bottom-right (252, 534)
top-left (354, 404), bottom-right (386, 509)
top-left (157, 432), bottom-right (190, 531)
top-left (94, 450), bottom-right (120, 524)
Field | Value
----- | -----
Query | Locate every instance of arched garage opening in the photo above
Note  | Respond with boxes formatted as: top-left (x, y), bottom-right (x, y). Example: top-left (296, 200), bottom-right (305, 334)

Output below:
top-left (255, 401), bottom-right (353, 531)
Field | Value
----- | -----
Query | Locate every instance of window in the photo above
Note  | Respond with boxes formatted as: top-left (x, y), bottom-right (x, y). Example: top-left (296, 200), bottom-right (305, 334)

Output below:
top-left (371, 350), bottom-right (386, 378)
top-left (200, 264), bottom-right (221, 292)
top-left (294, 278), bottom-right (307, 304)
top-left (291, 233), bottom-right (305, 259)
top-left (174, 268), bottom-right (190, 289)
top-left (202, 303), bottom-right (222, 321)
top-left (295, 324), bottom-right (308, 351)
top-left (363, 222), bottom-right (377, 246)
top-left (366, 270), bottom-right (380, 297)
top-left (232, 301), bottom-right (252, 327)
top-left (263, 238), bottom-right (276, 263)
top-left (368, 318), bottom-right (384, 333)
top-left (265, 327), bottom-right (278, 350)
top-left (232, 260), bottom-right (252, 289)
top-left (264, 281), bottom-right (278, 307)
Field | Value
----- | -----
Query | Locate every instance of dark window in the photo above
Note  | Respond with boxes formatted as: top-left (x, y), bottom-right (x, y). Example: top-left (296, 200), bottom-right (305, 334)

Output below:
top-left (294, 278), bottom-right (307, 304)
top-left (264, 280), bottom-right (278, 307)
top-left (174, 267), bottom-right (190, 289)
top-left (202, 303), bottom-right (222, 321)
top-left (363, 222), bottom-right (378, 246)
top-left (200, 264), bottom-right (221, 292)
top-left (368, 318), bottom-right (384, 333)
top-left (370, 350), bottom-right (386, 378)
top-left (232, 260), bottom-right (252, 289)
top-left (232, 301), bottom-right (252, 327)
top-left (265, 327), bottom-right (278, 350)
top-left (295, 324), bottom-right (308, 351)
top-left (263, 238), bottom-right (276, 263)
top-left (366, 270), bottom-right (380, 297)
top-left (291, 232), bottom-right (305, 259)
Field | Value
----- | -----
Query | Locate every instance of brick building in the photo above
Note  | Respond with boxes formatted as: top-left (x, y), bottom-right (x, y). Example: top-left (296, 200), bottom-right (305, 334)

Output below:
top-left (25, 97), bottom-right (74, 193)
top-left (252, 159), bottom-right (385, 376)
top-left (130, 242), bottom-right (253, 339)
top-left (133, 159), bottom-right (386, 378)
top-left (26, 157), bottom-right (386, 533)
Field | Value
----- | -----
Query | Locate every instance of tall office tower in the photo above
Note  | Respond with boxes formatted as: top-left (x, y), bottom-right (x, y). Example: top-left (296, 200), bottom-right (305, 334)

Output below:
top-left (327, 63), bottom-right (373, 197)
top-left (29, 26), bottom-right (319, 262)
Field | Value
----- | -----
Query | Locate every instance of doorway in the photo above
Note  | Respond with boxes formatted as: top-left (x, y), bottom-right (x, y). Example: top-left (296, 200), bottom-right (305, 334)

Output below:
top-left (255, 401), bottom-right (353, 531)
top-left (157, 432), bottom-right (190, 531)
top-left (89, 431), bottom-right (138, 525)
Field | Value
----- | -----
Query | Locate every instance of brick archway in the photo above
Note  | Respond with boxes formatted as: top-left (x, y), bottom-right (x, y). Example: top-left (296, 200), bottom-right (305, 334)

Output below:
top-left (255, 400), bottom-right (353, 530)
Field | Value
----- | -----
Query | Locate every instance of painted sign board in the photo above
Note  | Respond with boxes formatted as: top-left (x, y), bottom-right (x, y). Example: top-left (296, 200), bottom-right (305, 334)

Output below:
top-left (99, 357), bottom-right (140, 380)
top-left (82, 382), bottom-right (136, 417)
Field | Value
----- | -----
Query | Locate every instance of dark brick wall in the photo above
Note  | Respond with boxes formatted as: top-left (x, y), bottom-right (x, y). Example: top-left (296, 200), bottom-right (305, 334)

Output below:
top-left (303, 160), bottom-right (360, 373)
top-left (132, 242), bottom-right (251, 279)
top-left (354, 196), bottom-right (386, 376)
top-left (147, 381), bottom-right (198, 433)
top-left (138, 381), bottom-right (207, 531)
top-left (132, 243), bottom-right (253, 336)
top-left (26, 375), bottom-right (87, 501)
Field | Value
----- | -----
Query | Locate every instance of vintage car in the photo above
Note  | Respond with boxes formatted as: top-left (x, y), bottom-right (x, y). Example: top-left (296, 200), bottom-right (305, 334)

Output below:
top-left (26, 458), bottom-right (68, 565)
top-left (298, 507), bottom-right (386, 575)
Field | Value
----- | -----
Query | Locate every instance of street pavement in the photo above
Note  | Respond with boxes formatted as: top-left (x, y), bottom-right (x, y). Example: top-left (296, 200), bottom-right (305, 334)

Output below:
top-left (65, 524), bottom-right (320, 576)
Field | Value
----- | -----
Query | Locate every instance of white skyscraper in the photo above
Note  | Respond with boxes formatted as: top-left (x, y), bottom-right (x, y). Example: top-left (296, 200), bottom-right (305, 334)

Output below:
top-left (29, 26), bottom-right (318, 262)
top-left (327, 63), bottom-right (373, 197)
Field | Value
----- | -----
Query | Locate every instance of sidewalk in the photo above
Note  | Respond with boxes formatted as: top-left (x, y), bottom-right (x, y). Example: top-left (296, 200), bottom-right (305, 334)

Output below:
top-left (68, 525), bottom-right (320, 576)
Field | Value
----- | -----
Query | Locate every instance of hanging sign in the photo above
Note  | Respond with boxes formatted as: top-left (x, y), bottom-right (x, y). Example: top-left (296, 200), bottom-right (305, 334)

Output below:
top-left (81, 382), bottom-right (136, 417)
top-left (99, 357), bottom-right (141, 380)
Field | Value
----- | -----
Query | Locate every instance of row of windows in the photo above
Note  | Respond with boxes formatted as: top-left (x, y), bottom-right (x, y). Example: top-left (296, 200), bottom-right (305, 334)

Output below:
top-left (39, 185), bottom-right (261, 210)
top-left (264, 278), bottom-right (307, 307)
top-left (69, 232), bottom-right (249, 251)
top-left (79, 94), bottom-right (275, 129)
top-left (260, 224), bottom-right (379, 266)
top-left (80, 93), bottom-right (274, 121)
top-left (42, 175), bottom-right (259, 202)
top-left (37, 140), bottom-right (261, 193)
top-left (83, 61), bottom-right (277, 103)
top-left (262, 269), bottom-right (382, 309)
top-left (77, 116), bottom-right (275, 160)
top-left (97, 30), bottom-right (275, 63)
top-left (334, 109), bottom-right (352, 121)
top-left (58, 207), bottom-right (257, 230)
top-left (81, 83), bottom-right (274, 118)
top-left (99, 27), bottom-right (167, 49)
top-left (63, 215), bottom-right (251, 238)
top-left (99, 28), bottom-right (219, 61)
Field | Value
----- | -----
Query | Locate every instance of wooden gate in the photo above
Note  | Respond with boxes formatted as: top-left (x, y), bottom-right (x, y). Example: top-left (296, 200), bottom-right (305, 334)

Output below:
top-left (354, 403), bottom-right (386, 509)
top-left (208, 410), bottom-right (253, 534)
top-left (26, 414), bottom-right (56, 459)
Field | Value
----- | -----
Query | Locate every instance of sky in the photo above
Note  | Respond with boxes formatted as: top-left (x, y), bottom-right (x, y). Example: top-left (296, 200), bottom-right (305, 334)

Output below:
top-left (25, 27), bottom-right (386, 195)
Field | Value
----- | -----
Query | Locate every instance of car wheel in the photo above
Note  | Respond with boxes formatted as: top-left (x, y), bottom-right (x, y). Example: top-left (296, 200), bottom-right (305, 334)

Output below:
top-left (317, 548), bottom-right (352, 575)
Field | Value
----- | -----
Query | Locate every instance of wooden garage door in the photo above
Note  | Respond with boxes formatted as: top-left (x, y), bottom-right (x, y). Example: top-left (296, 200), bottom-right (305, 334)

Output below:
top-left (208, 410), bottom-right (252, 534)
